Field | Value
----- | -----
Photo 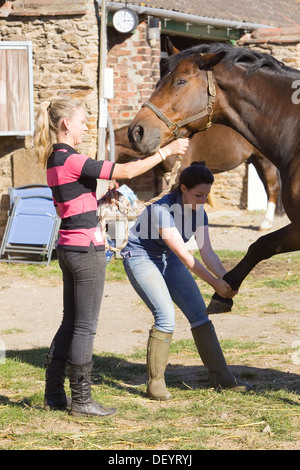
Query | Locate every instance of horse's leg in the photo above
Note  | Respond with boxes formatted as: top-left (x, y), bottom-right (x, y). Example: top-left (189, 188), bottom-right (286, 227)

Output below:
top-left (260, 201), bottom-right (276, 231)
top-left (207, 222), bottom-right (300, 313)
top-left (250, 154), bottom-right (281, 231)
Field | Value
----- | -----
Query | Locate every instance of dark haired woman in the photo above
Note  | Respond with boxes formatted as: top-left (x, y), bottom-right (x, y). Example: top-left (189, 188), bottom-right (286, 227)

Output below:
top-left (34, 98), bottom-right (189, 417)
top-left (121, 162), bottom-right (251, 400)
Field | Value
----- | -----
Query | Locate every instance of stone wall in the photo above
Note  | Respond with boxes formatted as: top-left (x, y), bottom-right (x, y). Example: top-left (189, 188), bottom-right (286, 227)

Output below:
top-left (0, 3), bottom-right (99, 238)
top-left (211, 165), bottom-right (248, 210)
top-left (238, 27), bottom-right (300, 69)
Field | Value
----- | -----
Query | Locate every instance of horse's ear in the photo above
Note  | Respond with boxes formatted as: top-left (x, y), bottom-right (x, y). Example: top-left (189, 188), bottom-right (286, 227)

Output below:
top-left (199, 51), bottom-right (226, 69)
top-left (165, 37), bottom-right (180, 56)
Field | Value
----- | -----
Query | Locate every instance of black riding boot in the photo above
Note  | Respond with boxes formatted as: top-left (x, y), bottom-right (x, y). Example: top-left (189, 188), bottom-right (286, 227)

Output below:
top-left (68, 360), bottom-right (116, 417)
top-left (44, 354), bottom-right (71, 410)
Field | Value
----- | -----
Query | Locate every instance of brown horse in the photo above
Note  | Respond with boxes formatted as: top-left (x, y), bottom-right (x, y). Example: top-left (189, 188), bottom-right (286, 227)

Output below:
top-left (113, 124), bottom-right (282, 230)
top-left (128, 42), bottom-right (300, 313)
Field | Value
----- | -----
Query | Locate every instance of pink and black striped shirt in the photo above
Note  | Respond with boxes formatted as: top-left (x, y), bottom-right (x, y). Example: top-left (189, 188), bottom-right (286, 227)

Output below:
top-left (47, 143), bottom-right (115, 251)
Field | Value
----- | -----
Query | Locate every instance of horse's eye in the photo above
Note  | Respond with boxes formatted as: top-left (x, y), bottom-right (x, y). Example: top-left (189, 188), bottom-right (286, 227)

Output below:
top-left (174, 78), bottom-right (187, 87)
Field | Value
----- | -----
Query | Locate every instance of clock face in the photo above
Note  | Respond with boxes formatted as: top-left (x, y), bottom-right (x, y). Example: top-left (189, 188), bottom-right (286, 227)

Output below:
top-left (112, 8), bottom-right (138, 33)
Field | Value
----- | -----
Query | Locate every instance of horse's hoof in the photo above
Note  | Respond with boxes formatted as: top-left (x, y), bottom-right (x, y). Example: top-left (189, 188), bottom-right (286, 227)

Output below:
top-left (259, 220), bottom-right (272, 231)
top-left (206, 293), bottom-right (233, 314)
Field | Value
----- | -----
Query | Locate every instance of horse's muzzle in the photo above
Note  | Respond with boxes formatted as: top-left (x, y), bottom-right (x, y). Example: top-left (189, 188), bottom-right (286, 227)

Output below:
top-left (128, 123), bottom-right (161, 155)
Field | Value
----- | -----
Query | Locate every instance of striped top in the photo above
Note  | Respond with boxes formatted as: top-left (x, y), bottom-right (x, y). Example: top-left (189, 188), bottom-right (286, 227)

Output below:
top-left (47, 143), bottom-right (115, 251)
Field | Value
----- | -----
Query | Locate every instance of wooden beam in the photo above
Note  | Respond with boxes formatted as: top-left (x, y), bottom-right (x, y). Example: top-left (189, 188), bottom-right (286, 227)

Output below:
top-left (9, 10), bottom-right (89, 16)
top-left (8, 0), bottom-right (89, 16)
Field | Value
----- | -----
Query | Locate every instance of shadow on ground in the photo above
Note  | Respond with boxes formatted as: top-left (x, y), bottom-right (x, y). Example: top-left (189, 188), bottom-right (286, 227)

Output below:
top-left (1, 347), bottom-right (299, 409)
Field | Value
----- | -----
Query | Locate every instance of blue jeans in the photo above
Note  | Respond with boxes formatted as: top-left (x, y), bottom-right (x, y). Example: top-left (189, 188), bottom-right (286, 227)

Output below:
top-left (123, 251), bottom-right (209, 333)
top-left (49, 245), bottom-right (106, 364)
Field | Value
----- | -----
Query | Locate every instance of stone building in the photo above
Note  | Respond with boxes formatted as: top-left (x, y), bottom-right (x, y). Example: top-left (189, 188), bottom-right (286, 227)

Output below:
top-left (0, 0), bottom-right (299, 239)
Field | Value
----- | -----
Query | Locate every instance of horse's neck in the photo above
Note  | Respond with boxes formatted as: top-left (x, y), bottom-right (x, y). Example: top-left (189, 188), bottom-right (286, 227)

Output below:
top-left (216, 67), bottom-right (300, 167)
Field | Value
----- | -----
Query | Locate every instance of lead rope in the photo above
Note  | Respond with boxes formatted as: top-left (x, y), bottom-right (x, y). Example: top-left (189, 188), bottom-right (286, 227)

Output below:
top-left (98, 155), bottom-right (183, 253)
top-left (144, 155), bottom-right (183, 206)
top-left (99, 195), bottom-right (131, 253)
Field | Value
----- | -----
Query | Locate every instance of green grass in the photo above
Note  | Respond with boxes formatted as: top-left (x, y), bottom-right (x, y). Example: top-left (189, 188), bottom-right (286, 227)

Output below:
top-left (0, 257), bottom-right (128, 283)
top-left (0, 250), bottom-right (299, 286)
top-left (262, 275), bottom-right (299, 290)
top-left (0, 250), bottom-right (299, 450)
top-left (0, 340), bottom-right (299, 450)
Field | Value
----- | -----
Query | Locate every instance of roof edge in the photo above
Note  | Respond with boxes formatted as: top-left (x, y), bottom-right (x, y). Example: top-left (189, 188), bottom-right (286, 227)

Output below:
top-left (96, 1), bottom-right (273, 31)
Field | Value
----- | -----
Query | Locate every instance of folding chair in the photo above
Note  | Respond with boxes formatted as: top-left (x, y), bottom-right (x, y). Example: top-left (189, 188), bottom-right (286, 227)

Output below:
top-left (0, 185), bottom-right (60, 265)
top-left (7, 184), bottom-right (52, 209)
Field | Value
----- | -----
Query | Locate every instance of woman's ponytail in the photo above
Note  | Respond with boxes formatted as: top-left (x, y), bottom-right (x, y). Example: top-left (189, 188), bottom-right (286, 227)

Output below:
top-left (34, 101), bottom-right (54, 167)
top-left (34, 98), bottom-right (82, 167)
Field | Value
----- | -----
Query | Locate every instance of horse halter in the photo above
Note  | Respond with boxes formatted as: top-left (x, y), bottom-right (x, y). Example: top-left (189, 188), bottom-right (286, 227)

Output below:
top-left (142, 70), bottom-right (216, 138)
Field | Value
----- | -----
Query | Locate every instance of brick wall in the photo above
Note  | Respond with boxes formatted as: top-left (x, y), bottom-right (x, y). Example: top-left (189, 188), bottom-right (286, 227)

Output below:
top-left (107, 22), bottom-right (161, 128)
top-left (106, 21), bottom-right (162, 200)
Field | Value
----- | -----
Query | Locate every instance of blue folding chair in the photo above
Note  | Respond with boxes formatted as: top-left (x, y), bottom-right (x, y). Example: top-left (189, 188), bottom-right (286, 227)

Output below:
top-left (0, 185), bottom-right (60, 265)
top-left (7, 184), bottom-right (53, 207)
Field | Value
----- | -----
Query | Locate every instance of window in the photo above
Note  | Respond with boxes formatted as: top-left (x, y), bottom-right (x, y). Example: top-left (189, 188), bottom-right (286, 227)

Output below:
top-left (0, 41), bottom-right (34, 136)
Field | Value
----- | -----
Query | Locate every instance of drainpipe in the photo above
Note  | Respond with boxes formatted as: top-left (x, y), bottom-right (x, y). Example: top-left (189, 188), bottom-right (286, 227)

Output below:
top-left (96, 0), bottom-right (115, 163)
top-left (97, 0), bottom-right (108, 162)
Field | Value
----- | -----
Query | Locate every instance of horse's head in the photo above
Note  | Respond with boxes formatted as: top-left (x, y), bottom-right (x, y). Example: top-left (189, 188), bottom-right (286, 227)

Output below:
top-left (128, 45), bottom-right (226, 155)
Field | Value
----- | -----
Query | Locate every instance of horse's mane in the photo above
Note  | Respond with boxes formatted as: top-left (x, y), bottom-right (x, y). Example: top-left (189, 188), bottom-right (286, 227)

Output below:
top-left (168, 42), bottom-right (299, 77)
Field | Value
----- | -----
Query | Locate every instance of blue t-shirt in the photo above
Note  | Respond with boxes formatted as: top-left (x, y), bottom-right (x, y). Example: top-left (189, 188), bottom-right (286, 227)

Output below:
top-left (121, 191), bottom-right (208, 256)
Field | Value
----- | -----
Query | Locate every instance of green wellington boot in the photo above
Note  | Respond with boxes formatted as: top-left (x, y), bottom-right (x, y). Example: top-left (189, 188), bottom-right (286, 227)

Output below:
top-left (192, 322), bottom-right (252, 392)
top-left (146, 326), bottom-right (173, 401)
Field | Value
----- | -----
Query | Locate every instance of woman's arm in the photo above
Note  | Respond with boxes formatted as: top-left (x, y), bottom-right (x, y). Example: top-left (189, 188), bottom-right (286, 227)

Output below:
top-left (197, 225), bottom-right (238, 297)
top-left (197, 226), bottom-right (227, 278)
top-left (159, 226), bottom-right (233, 299)
top-left (111, 138), bottom-right (189, 180)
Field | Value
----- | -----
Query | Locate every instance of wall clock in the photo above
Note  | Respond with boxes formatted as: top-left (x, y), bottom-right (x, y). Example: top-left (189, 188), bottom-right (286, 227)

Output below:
top-left (112, 8), bottom-right (139, 33)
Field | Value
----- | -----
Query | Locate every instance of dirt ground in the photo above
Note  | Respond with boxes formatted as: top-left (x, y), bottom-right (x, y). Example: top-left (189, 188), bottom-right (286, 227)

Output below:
top-left (1, 208), bottom-right (299, 372)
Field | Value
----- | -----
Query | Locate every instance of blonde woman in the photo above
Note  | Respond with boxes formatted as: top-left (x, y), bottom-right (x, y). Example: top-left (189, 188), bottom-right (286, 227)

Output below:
top-left (34, 98), bottom-right (189, 417)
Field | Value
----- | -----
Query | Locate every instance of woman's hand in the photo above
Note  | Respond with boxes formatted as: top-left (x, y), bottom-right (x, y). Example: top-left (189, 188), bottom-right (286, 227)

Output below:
top-left (111, 138), bottom-right (189, 180)
top-left (212, 278), bottom-right (234, 299)
top-left (161, 138), bottom-right (190, 158)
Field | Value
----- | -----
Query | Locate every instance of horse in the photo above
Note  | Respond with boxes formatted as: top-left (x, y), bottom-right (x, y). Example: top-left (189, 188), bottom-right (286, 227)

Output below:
top-left (127, 42), bottom-right (300, 314)
top-left (113, 123), bottom-right (282, 230)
